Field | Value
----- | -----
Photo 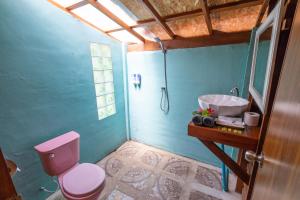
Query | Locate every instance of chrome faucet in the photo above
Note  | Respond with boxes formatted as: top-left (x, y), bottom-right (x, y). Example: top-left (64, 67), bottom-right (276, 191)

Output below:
top-left (230, 87), bottom-right (239, 97)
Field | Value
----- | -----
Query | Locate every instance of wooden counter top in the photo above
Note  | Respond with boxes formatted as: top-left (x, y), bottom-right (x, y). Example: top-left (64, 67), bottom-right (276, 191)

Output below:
top-left (188, 122), bottom-right (260, 151)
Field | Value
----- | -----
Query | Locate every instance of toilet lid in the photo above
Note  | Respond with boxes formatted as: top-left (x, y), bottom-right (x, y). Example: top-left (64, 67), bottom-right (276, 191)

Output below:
top-left (62, 163), bottom-right (105, 197)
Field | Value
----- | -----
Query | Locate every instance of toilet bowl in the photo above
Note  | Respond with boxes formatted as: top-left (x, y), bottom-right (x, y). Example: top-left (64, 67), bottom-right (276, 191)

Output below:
top-left (34, 131), bottom-right (105, 200)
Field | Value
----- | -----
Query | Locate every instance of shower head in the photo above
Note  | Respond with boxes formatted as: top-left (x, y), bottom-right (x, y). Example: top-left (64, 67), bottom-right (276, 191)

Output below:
top-left (153, 37), bottom-right (161, 42)
top-left (154, 37), bottom-right (166, 52)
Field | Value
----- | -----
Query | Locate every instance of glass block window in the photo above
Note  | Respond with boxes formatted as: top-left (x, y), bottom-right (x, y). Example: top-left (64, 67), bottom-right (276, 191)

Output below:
top-left (90, 43), bottom-right (116, 120)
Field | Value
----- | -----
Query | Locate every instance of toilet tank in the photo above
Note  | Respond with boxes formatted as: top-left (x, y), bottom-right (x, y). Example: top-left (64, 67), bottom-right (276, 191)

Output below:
top-left (34, 131), bottom-right (80, 176)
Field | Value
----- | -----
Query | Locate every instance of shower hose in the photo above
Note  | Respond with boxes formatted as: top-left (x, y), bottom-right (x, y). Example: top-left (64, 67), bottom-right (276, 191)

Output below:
top-left (160, 50), bottom-right (169, 114)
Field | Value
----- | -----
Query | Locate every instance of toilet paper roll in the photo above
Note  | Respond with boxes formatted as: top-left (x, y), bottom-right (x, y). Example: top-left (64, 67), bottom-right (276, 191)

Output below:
top-left (244, 112), bottom-right (260, 127)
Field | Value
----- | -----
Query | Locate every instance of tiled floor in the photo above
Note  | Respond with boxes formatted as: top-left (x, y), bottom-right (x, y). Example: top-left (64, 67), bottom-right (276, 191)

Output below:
top-left (47, 141), bottom-right (241, 200)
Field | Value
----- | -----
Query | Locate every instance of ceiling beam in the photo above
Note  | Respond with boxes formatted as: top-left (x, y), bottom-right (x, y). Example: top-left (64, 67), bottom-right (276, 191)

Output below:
top-left (106, 0), bottom-right (263, 33)
top-left (66, 0), bottom-right (88, 10)
top-left (128, 31), bottom-right (252, 52)
top-left (87, 0), bottom-right (145, 43)
top-left (211, 0), bottom-right (263, 13)
top-left (140, 0), bottom-right (175, 39)
top-left (255, 0), bottom-right (270, 26)
top-left (201, 0), bottom-right (213, 35)
top-left (105, 20), bottom-right (154, 34)
top-left (164, 8), bottom-right (203, 22)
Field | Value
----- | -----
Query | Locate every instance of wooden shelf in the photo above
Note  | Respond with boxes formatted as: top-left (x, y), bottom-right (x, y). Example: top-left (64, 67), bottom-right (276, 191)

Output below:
top-left (188, 122), bottom-right (260, 151)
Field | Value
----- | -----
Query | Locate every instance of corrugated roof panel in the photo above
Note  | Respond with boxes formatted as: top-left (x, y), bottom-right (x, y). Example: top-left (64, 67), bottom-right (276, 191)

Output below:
top-left (72, 4), bottom-right (121, 31)
top-left (109, 30), bottom-right (142, 44)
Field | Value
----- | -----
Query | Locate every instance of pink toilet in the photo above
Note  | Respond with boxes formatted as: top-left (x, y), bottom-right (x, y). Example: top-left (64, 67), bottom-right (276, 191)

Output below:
top-left (35, 131), bottom-right (105, 200)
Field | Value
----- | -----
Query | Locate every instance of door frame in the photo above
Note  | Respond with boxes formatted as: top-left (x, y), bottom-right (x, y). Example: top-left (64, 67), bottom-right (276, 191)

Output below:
top-left (245, 0), bottom-right (298, 199)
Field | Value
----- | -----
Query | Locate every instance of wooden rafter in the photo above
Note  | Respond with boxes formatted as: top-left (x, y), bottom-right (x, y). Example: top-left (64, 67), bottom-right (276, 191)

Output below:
top-left (128, 31), bottom-right (252, 52)
top-left (106, 0), bottom-right (263, 34)
top-left (87, 0), bottom-right (145, 43)
top-left (50, 0), bottom-right (260, 46)
top-left (255, 0), bottom-right (270, 26)
top-left (211, 0), bottom-right (263, 13)
top-left (201, 0), bottom-right (213, 35)
top-left (66, 0), bottom-right (88, 10)
top-left (140, 0), bottom-right (175, 39)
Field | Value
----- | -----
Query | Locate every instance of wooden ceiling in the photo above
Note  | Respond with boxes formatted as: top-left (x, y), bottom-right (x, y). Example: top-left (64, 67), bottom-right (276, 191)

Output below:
top-left (49, 0), bottom-right (271, 51)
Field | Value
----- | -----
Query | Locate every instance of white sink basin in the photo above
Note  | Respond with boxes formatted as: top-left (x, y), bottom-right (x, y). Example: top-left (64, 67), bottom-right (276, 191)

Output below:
top-left (198, 94), bottom-right (249, 116)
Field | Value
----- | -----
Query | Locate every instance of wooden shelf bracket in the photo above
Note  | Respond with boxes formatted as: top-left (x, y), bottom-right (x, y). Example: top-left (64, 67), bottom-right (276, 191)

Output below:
top-left (199, 139), bottom-right (250, 184)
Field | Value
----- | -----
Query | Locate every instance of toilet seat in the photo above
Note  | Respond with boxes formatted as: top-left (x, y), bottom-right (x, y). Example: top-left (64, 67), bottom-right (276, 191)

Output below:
top-left (62, 163), bottom-right (105, 198)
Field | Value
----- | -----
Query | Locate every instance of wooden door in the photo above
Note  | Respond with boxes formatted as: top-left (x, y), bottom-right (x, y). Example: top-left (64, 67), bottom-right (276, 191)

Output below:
top-left (251, 2), bottom-right (300, 199)
top-left (0, 149), bottom-right (20, 200)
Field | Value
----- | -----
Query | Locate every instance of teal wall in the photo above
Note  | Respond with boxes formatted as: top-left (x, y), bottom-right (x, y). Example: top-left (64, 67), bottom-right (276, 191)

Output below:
top-left (127, 44), bottom-right (249, 167)
top-left (0, 1), bottom-right (126, 199)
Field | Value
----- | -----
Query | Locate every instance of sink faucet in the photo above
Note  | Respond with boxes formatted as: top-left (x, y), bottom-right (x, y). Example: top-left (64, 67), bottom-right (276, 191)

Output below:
top-left (230, 87), bottom-right (239, 97)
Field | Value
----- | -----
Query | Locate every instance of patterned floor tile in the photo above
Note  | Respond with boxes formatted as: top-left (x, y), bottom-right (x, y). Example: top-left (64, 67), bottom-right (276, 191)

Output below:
top-left (117, 146), bottom-right (139, 158)
top-left (46, 141), bottom-right (240, 200)
top-left (105, 157), bottom-right (124, 177)
top-left (163, 157), bottom-right (191, 180)
top-left (146, 175), bottom-right (182, 200)
top-left (189, 190), bottom-right (222, 200)
top-left (140, 150), bottom-right (162, 167)
top-left (105, 189), bottom-right (134, 200)
top-left (121, 166), bottom-right (154, 191)
top-left (194, 166), bottom-right (222, 190)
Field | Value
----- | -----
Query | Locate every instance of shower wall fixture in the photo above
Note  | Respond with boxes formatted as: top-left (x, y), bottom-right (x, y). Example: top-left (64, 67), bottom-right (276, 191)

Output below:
top-left (154, 37), bottom-right (169, 114)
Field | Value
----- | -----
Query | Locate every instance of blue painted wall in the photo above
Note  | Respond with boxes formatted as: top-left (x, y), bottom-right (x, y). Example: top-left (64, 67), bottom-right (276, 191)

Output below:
top-left (0, 1), bottom-right (126, 199)
top-left (127, 44), bottom-right (249, 167)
